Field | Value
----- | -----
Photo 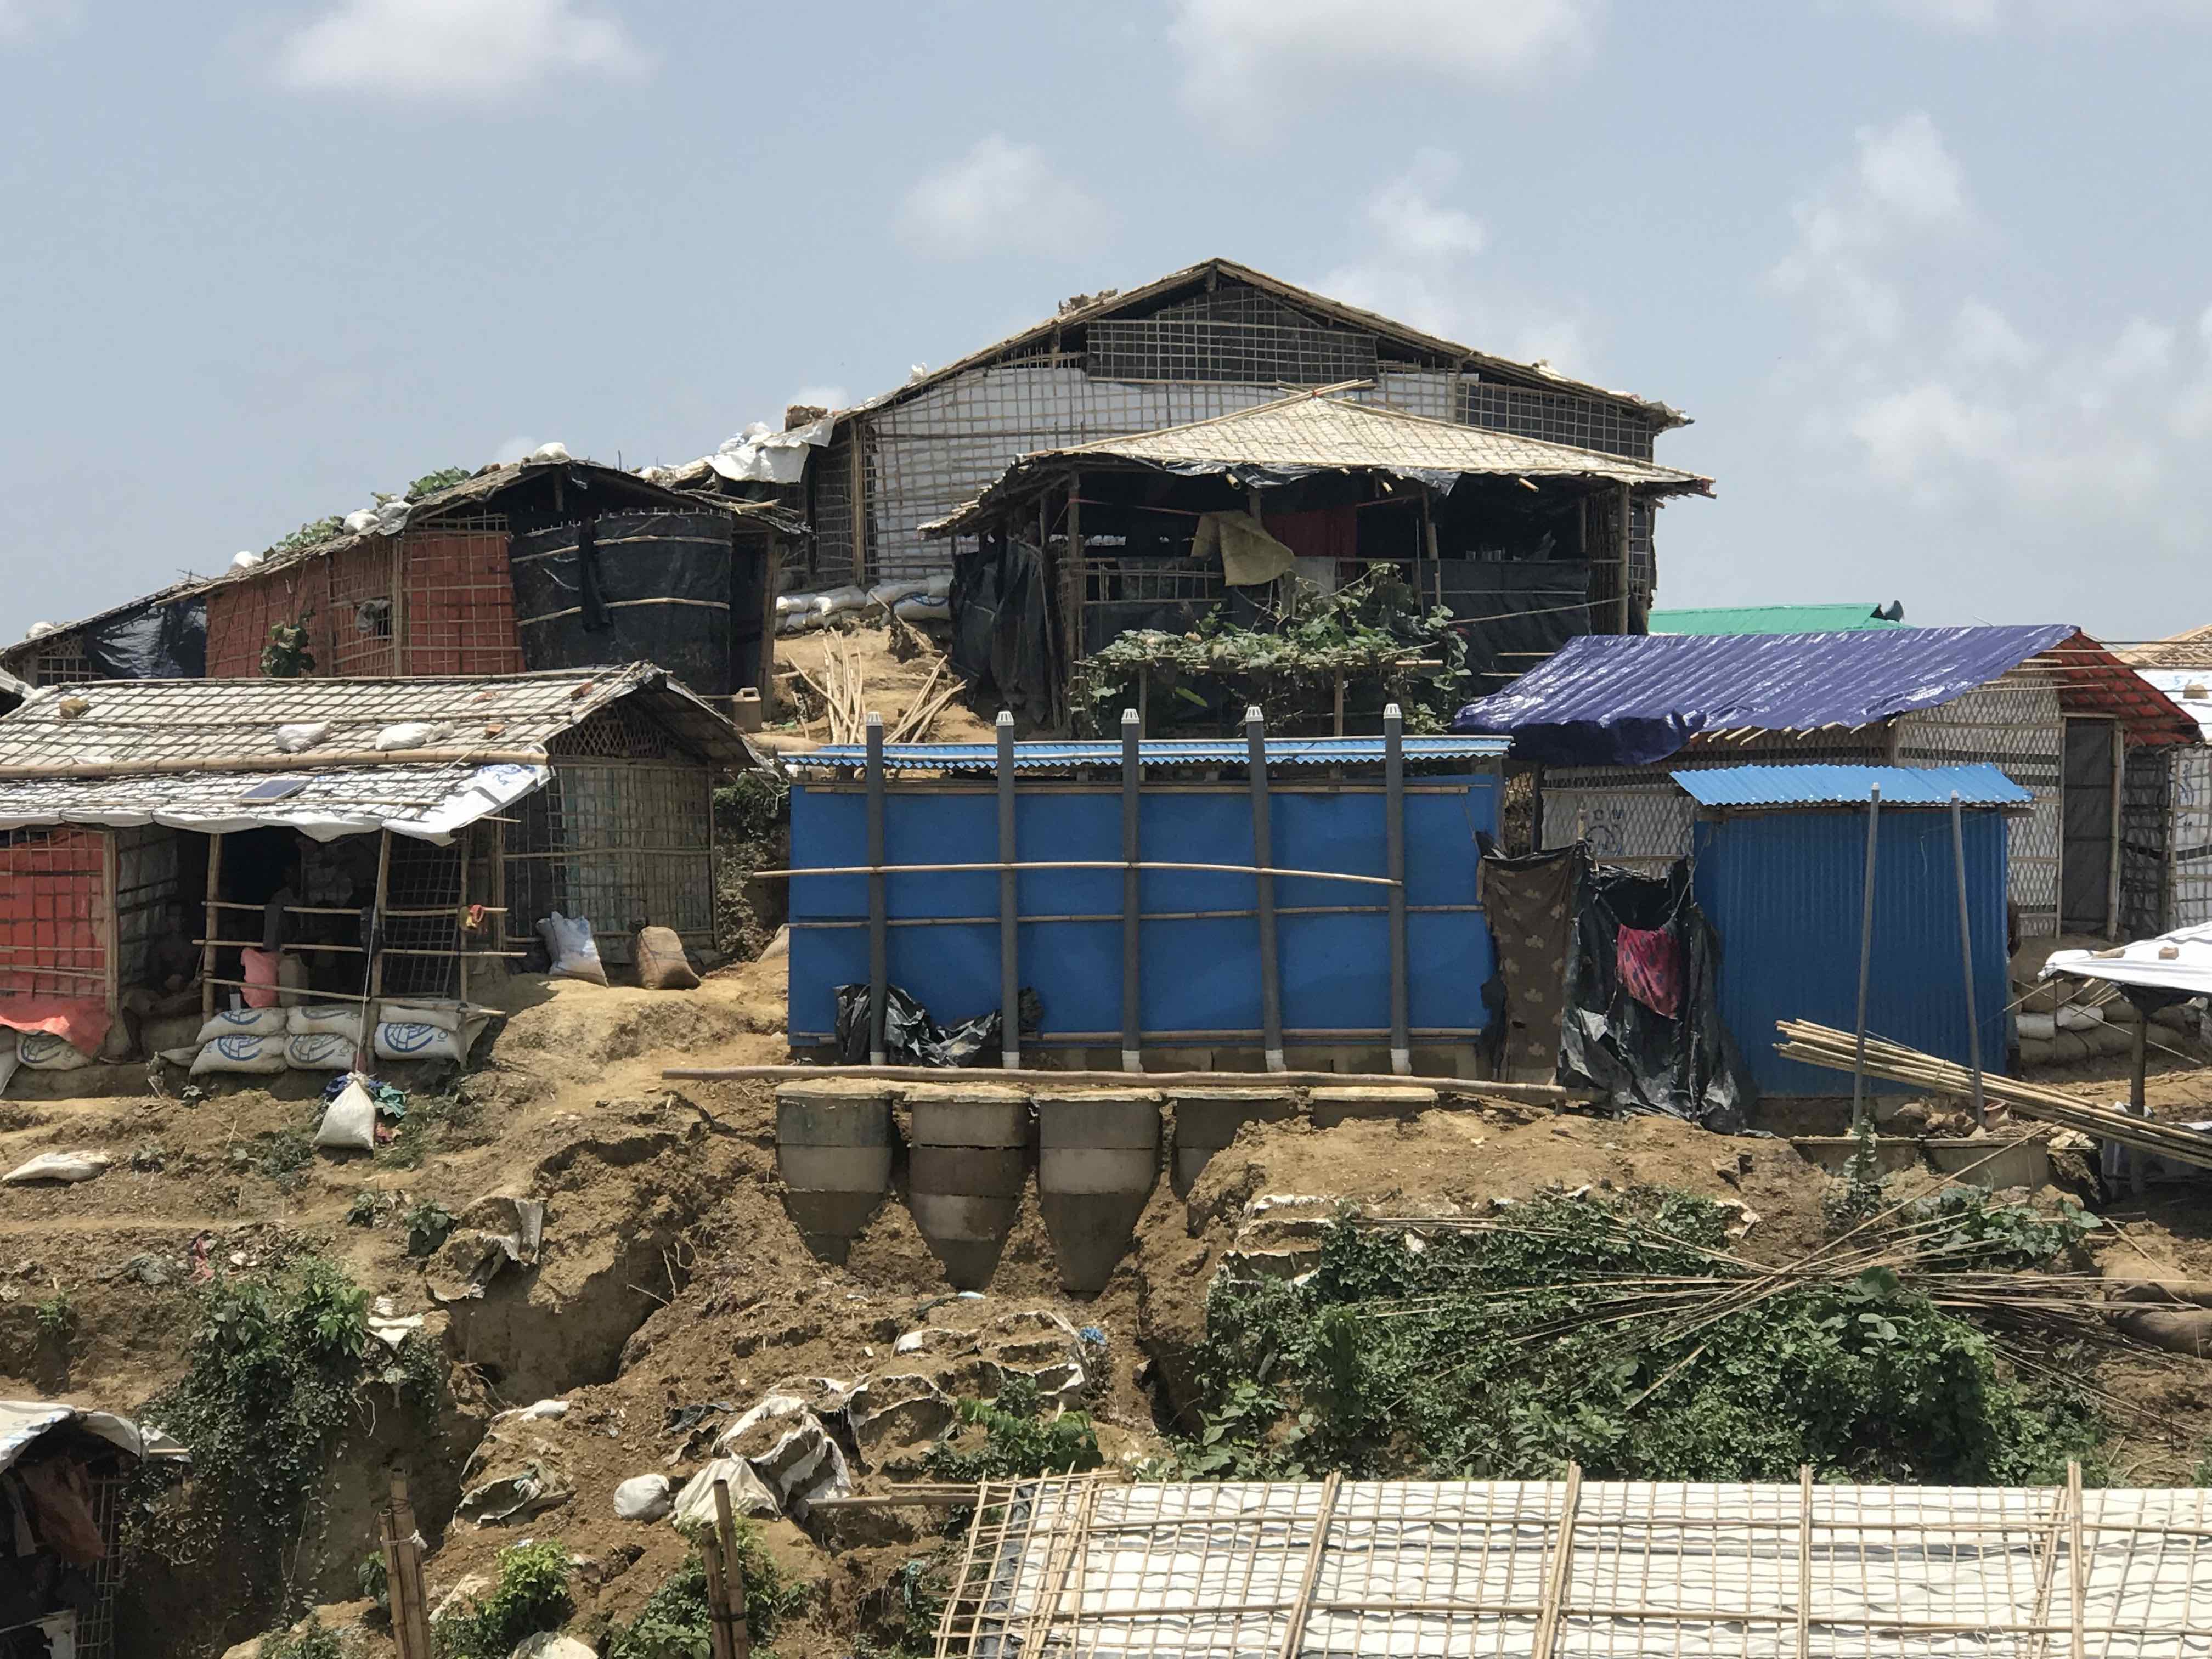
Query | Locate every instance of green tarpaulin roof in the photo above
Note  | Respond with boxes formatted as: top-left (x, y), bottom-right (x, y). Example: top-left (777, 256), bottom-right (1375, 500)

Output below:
top-left (1649, 603), bottom-right (1904, 635)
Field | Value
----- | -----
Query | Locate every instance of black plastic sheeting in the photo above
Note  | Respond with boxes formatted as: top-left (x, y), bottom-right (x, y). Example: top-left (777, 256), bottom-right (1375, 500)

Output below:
top-left (833, 983), bottom-right (1043, 1068)
top-left (1559, 859), bottom-right (1754, 1131)
top-left (81, 596), bottom-right (206, 680)
top-left (1439, 561), bottom-right (1592, 684)
top-left (950, 537), bottom-right (1063, 725)
top-left (511, 511), bottom-right (741, 695)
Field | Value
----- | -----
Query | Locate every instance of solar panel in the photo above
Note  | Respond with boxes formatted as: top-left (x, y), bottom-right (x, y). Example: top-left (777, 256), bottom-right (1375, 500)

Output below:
top-left (239, 776), bottom-right (308, 803)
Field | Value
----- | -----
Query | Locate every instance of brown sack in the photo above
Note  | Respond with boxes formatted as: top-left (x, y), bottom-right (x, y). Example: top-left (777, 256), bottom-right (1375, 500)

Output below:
top-left (635, 926), bottom-right (701, 991)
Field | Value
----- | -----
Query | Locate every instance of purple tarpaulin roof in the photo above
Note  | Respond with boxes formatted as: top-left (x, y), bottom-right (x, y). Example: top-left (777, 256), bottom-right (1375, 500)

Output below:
top-left (1452, 624), bottom-right (2076, 766)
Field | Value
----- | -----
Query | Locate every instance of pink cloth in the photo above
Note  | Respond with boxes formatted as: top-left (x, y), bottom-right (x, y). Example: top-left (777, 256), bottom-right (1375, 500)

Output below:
top-left (1616, 926), bottom-right (1684, 1019)
top-left (0, 994), bottom-right (114, 1058)
top-left (240, 947), bottom-right (282, 1009)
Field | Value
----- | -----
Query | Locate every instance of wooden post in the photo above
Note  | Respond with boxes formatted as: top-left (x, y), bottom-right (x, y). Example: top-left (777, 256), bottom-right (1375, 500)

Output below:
top-left (996, 712), bottom-right (1020, 1070)
top-left (1384, 703), bottom-right (1410, 1076)
top-left (847, 418), bottom-right (868, 588)
top-left (369, 829), bottom-right (393, 1000)
top-left (715, 1477), bottom-right (751, 1659)
top-left (2107, 729), bottom-right (2125, 939)
top-left (759, 534), bottom-right (782, 720)
top-left (454, 830), bottom-right (472, 1008)
top-left (865, 714), bottom-right (888, 1065)
top-left (100, 831), bottom-right (120, 1028)
top-left (389, 535), bottom-right (408, 676)
top-left (1331, 672), bottom-right (1345, 737)
top-left (1851, 784), bottom-right (1882, 1134)
top-left (1066, 473), bottom-right (1084, 685)
top-left (201, 832), bottom-right (224, 1018)
top-left (1246, 706), bottom-right (1284, 1072)
top-left (1615, 483), bottom-right (1632, 635)
top-left (1795, 1466), bottom-right (1813, 1659)
top-left (385, 1474), bottom-right (435, 1659)
top-left (1120, 708), bottom-right (1142, 1073)
top-left (700, 1521), bottom-right (738, 1659)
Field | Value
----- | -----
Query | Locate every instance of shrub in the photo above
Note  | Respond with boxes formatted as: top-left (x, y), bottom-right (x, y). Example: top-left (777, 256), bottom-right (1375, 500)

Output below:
top-left (433, 1539), bottom-right (573, 1659)
top-left (921, 1375), bottom-right (1102, 1483)
top-left (608, 1532), bottom-right (811, 1659)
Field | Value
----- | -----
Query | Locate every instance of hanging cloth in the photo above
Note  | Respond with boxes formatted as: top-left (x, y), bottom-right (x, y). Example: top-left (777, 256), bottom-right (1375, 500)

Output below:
top-left (1615, 924), bottom-right (1685, 1019)
top-left (1193, 511), bottom-right (1296, 587)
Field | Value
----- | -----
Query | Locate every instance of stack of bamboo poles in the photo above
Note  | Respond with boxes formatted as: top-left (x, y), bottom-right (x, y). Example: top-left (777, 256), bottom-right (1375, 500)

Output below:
top-left (788, 636), bottom-right (965, 746)
top-left (1775, 1020), bottom-right (2212, 1171)
top-left (888, 654), bottom-right (966, 742)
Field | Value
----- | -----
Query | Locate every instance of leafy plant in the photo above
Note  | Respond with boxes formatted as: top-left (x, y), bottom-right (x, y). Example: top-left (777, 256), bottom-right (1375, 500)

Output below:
top-left (921, 1375), bottom-right (1102, 1483)
top-left (608, 1533), bottom-right (811, 1659)
top-left (346, 1190), bottom-right (385, 1227)
top-left (269, 516), bottom-right (347, 556)
top-left (33, 1290), bottom-right (75, 1344)
top-left (433, 1539), bottom-right (573, 1659)
top-left (378, 1092), bottom-right (481, 1170)
top-left (358, 1549), bottom-right (390, 1614)
top-left (714, 770), bottom-right (791, 845)
top-left (402, 1198), bottom-right (456, 1257)
top-left (230, 1126), bottom-right (315, 1188)
top-left (260, 1614), bottom-right (345, 1659)
top-left (262, 614), bottom-right (317, 678)
top-left (407, 466), bottom-right (473, 501)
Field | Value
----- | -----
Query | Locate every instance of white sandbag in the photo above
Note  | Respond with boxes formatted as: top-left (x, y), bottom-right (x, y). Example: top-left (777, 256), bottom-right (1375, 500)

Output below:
top-left (274, 722), bottom-right (331, 753)
top-left (3, 1150), bottom-right (110, 1184)
top-left (537, 912), bottom-right (608, 986)
top-left (892, 594), bottom-right (951, 624)
top-left (377, 1000), bottom-right (462, 1034)
top-left (0, 1046), bottom-right (16, 1097)
top-left (18, 1032), bottom-right (93, 1071)
top-left (189, 1034), bottom-right (288, 1076)
top-left (924, 573), bottom-right (952, 599)
top-left (868, 580), bottom-right (930, 610)
top-left (2017, 1012), bottom-right (2057, 1041)
top-left (613, 1474), bottom-right (673, 1522)
top-left (532, 441), bottom-right (570, 462)
top-left (287, 1004), bottom-right (365, 1042)
top-left (373, 721), bottom-right (449, 752)
top-left (198, 1006), bottom-right (286, 1043)
top-left (314, 1079), bottom-right (377, 1152)
top-left (670, 1458), bottom-right (781, 1531)
top-left (374, 1021), bottom-right (464, 1064)
top-left (286, 1032), bottom-right (357, 1071)
top-left (809, 585), bottom-right (868, 618)
top-left (2057, 1003), bottom-right (2112, 1031)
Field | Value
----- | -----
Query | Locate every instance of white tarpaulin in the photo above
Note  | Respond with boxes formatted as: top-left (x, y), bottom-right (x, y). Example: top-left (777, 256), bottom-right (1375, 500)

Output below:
top-left (2044, 922), bottom-right (2212, 1000)
top-left (0, 760), bottom-right (547, 845)
top-left (0, 1401), bottom-right (186, 1476)
top-left (706, 413), bottom-right (836, 486)
top-left (947, 1476), bottom-right (2212, 1659)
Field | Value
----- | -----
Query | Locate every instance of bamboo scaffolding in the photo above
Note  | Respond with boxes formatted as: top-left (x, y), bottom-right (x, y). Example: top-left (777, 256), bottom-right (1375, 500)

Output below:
top-left (663, 1060), bottom-right (1582, 1103)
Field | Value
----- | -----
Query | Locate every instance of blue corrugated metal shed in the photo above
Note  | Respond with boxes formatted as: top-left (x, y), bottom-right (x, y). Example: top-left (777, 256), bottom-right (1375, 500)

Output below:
top-left (792, 735), bottom-right (1510, 773)
top-left (1672, 764), bottom-right (2030, 810)
top-left (1692, 803), bottom-right (2012, 1097)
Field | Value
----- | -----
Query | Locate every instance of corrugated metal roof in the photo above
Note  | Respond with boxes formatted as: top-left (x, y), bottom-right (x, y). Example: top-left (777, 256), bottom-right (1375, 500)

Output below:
top-left (788, 735), bottom-right (1509, 774)
top-left (1649, 603), bottom-right (1903, 635)
top-left (1454, 624), bottom-right (2197, 765)
top-left (1671, 764), bottom-right (2030, 809)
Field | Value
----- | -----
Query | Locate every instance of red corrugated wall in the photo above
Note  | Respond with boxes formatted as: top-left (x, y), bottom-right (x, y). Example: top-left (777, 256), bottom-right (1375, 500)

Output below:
top-left (0, 830), bottom-right (107, 1000)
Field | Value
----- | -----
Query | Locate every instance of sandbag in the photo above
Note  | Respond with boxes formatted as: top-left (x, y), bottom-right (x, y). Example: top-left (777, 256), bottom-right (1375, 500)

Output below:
top-left (3, 1150), bottom-right (109, 1184)
top-left (18, 1032), bottom-right (93, 1071)
top-left (190, 1034), bottom-right (287, 1075)
top-left (0, 1046), bottom-right (16, 1097)
top-left (374, 1021), bottom-right (464, 1064)
top-left (537, 912), bottom-right (608, 986)
top-left (314, 1080), bottom-right (377, 1152)
top-left (2113, 1306), bottom-right (2212, 1356)
top-left (2018, 1036), bottom-right (2058, 1067)
top-left (613, 1474), bottom-right (673, 1522)
top-left (286, 1032), bottom-right (356, 1071)
top-left (634, 926), bottom-right (700, 991)
top-left (2017, 1012), bottom-right (2057, 1041)
top-left (670, 1458), bottom-right (781, 1531)
top-left (378, 1000), bottom-right (462, 1034)
top-left (198, 1006), bottom-right (286, 1042)
top-left (287, 1004), bottom-right (365, 1043)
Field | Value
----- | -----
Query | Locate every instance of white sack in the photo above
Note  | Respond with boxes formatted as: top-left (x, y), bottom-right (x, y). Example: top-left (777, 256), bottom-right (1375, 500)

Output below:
top-left (314, 1080), bottom-right (377, 1152)
top-left (273, 723), bottom-right (331, 754)
top-left (287, 1004), bottom-right (365, 1042)
top-left (613, 1474), bottom-right (673, 1522)
top-left (670, 1458), bottom-right (782, 1531)
top-left (3, 1150), bottom-right (110, 1184)
top-left (286, 1032), bottom-right (356, 1071)
top-left (191, 1034), bottom-right (289, 1075)
top-left (537, 912), bottom-right (608, 986)
top-left (373, 721), bottom-right (448, 752)
top-left (378, 1000), bottom-right (462, 1034)
top-left (18, 1032), bottom-right (93, 1071)
top-left (198, 1007), bottom-right (285, 1042)
top-left (374, 1022), bottom-right (464, 1064)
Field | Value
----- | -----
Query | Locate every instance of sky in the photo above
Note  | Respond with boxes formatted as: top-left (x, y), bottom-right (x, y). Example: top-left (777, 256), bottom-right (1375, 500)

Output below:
top-left (4, 0), bottom-right (2212, 645)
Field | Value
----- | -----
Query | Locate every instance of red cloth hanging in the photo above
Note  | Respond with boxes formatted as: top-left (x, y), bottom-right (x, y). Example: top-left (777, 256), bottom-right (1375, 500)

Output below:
top-left (1616, 925), bottom-right (1685, 1019)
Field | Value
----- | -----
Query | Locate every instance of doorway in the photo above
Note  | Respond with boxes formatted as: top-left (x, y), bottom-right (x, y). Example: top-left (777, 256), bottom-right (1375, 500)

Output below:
top-left (2061, 717), bottom-right (2118, 935)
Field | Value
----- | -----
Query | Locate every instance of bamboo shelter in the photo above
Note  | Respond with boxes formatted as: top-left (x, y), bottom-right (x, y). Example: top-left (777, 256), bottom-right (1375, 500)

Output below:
top-left (938, 1471), bottom-right (2212, 1659)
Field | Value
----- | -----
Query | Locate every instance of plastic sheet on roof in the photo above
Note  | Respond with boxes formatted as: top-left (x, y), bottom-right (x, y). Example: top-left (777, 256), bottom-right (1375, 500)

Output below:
top-left (0, 1400), bottom-right (186, 1476)
top-left (2044, 921), bottom-right (2212, 1000)
top-left (1452, 624), bottom-right (2075, 766)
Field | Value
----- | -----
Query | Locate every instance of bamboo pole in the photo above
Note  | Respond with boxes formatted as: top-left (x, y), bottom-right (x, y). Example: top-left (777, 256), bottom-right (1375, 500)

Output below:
top-left (369, 830), bottom-right (392, 999)
top-left (0, 746), bottom-right (551, 781)
top-left (662, 1060), bottom-right (1585, 1103)
top-left (1275, 1471), bottom-right (1342, 1659)
top-left (1531, 1462), bottom-right (1583, 1659)
top-left (749, 859), bottom-right (1402, 889)
top-left (201, 831), bottom-right (223, 1019)
top-left (715, 1477), bottom-right (750, 1659)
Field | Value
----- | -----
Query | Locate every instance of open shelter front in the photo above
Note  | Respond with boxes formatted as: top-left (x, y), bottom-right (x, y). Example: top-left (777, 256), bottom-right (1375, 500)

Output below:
top-left (926, 392), bottom-right (1711, 734)
top-left (0, 665), bottom-right (759, 1076)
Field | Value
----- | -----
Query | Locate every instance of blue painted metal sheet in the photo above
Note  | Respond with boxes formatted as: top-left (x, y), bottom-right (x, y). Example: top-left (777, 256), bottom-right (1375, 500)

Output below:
top-left (1692, 806), bottom-right (2012, 1097)
top-left (1672, 764), bottom-right (2030, 810)
top-left (787, 775), bottom-right (1498, 1046)
top-left (1452, 624), bottom-right (2074, 765)
top-left (793, 735), bottom-right (1509, 773)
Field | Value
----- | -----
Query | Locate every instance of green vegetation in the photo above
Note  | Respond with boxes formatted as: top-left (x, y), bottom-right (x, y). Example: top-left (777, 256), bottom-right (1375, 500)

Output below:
top-left (1079, 569), bottom-right (1469, 733)
top-left (379, 1091), bottom-right (482, 1169)
top-left (345, 1190), bottom-right (386, 1227)
top-left (33, 1290), bottom-right (75, 1344)
top-left (921, 1375), bottom-right (1102, 1483)
top-left (1172, 1190), bottom-right (2104, 1486)
top-left (402, 1198), bottom-right (456, 1257)
top-left (608, 1532), bottom-right (811, 1659)
top-left (230, 1125), bottom-right (315, 1188)
top-left (262, 615), bottom-right (317, 678)
top-left (434, 1539), bottom-right (573, 1659)
top-left (407, 466), bottom-right (473, 500)
top-left (269, 516), bottom-right (347, 556)
top-left (260, 1615), bottom-right (345, 1659)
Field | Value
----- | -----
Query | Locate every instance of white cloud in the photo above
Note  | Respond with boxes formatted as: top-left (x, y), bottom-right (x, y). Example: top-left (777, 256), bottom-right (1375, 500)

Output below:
top-left (1170, 0), bottom-right (1600, 137)
top-left (1772, 115), bottom-right (2212, 555)
top-left (1872, 0), bottom-right (2212, 30)
top-left (493, 435), bottom-right (541, 464)
top-left (895, 137), bottom-right (1109, 259)
top-left (1319, 150), bottom-right (1594, 373)
top-left (787, 385), bottom-right (849, 414)
top-left (0, 0), bottom-right (74, 43)
top-left (275, 0), bottom-right (651, 99)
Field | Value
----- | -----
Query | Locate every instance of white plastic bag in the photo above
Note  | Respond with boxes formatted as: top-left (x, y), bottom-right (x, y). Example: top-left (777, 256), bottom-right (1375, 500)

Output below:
top-left (373, 1021), bottom-right (464, 1063)
top-left (3, 1150), bottom-right (110, 1184)
top-left (190, 1034), bottom-right (288, 1075)
top-left (18, 1032), bottom-right (93, 1071)
top-left (670, 1458), bottom-right (782, 1530)
top-left (377, 1000), bottom-right (462, 1034)
top-left (536, 913), bottom-right (608, 986)
top-left (893, 594), bottom-right (951, 624)
top-left (373, 721), bottom-right (448, 752)
top-left (274, 722), bottom-right (331, 754)
top-left (287, 1004), bottom-right (365, 1043)
top-left (286, 1032), bottom-right (356, 1071)
top-left (613, 1474), bottom-right (673, 1522)
top-left (198, 1007), bottom-right (286, 1042)
top-left (314, 1079), bottom-right (377, 1152)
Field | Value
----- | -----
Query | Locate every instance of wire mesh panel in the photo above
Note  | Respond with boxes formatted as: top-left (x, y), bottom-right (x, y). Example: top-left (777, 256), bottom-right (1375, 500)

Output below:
top-left (403, 519), bottom-right (525, 676)
top-left (327, 539), bottom-right (400, 676)
top-left (112, 823), bottom-right (182, 990)
top-left (1086, 319), bottom-right (1380, 386)
top-left (381, 834), bottom-right (465, 1000)
top-left (1539, 773), bottom-right (1695, 867)
top-left (2169, 745), bottom-right (2212, 929)
top-left (1895, 676), bottom-right (2064, 938)
top-left (2121, 744), bottom-right (2172, 937)
top-left (1463, 381), bottom-right (1660, 461)
top-left (26, 632), bottom-right (92, 686)
top-left (0, 828), bottom-right (106, 1001)
top-left (507, 760), bottom-right (713, 964)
